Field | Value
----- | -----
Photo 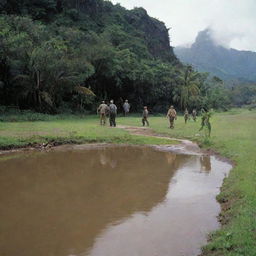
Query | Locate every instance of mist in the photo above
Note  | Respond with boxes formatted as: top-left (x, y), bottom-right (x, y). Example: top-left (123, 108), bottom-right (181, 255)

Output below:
top-left (111, 0), bottom-right (256, 51)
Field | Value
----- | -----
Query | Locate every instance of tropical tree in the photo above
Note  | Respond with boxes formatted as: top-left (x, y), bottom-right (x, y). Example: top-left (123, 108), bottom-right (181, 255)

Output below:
top-left (173, 65), bottom-right (200, 109)
top-left (72, 86), bottom-right (95, 111)
top-left (0, 1), bottom-right (233, 113)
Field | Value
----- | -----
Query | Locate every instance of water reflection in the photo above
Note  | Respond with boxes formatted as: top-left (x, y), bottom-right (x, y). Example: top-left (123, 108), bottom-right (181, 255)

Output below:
top-left (0, 146), bottom-right (183, 256)
top-left (0, 146), bottom-right (231, 256)
top-left (87, 155), bottom-right (230, 256)
top-left (200, 156), bottom-right (212, 172)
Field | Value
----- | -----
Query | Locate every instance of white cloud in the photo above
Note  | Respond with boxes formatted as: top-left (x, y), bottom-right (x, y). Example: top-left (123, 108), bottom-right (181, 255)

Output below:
top-left (110, 0), bottom-right (256, 51)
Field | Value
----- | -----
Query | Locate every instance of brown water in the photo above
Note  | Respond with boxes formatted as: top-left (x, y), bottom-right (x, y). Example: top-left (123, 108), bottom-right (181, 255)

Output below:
top-left (0, 145), bottom-right (231, 256)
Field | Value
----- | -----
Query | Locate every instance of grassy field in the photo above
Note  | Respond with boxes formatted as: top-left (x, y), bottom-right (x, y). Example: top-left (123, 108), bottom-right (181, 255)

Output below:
top-left (0, 109), bottom-right (255, 255)
top-left (0, 114), bottom-right (176, 149)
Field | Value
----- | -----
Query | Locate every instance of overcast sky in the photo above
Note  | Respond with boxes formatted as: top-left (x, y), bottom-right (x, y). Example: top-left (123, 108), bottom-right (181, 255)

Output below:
top-left (110, 0), bottom-right (256, 51)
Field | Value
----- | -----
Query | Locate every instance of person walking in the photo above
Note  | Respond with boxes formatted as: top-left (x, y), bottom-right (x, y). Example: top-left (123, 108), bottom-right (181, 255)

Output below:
top-left (200, 108), bottom-right (205, 116)
top-left (166, 105), bottom-right (177, 129)
top-left (123, 100), bottom-right (130, 116)
top-left (109, 100), bottom-right (117, 127)
top-left (192, 109), bottom-right (197, 121)
top-left (184, 108), bottom-right (189, 124)
top-left (142, 106), bottom-right (149, 126)
top-left (97, 101), bottom-right (108, 125)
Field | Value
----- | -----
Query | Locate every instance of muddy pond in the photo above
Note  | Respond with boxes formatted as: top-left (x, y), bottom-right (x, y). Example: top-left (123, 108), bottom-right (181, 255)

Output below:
top-left (0, 145), bottom-right (231, 256)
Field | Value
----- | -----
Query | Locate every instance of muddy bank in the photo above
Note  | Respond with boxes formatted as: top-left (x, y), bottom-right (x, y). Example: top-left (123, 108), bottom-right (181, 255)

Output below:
top-left (118, 125), bottom-right (234, 165)
top-left (0, 138), bottom-right (99, 151)
top-left (0, 125), bottom-right (233, 165)
top-left (0, 139), bottom-right (199, 159)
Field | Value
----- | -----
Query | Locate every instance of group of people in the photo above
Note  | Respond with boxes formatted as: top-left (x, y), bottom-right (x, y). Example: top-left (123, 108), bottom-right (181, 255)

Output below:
top-left (97, 99), bottom-right (150, 127)
top-left (97, 100), bottom-right (198, 129)
top-left (184, 108), bottom-right (197, 123)
top-left (97, 100), bottom-right (130, 127)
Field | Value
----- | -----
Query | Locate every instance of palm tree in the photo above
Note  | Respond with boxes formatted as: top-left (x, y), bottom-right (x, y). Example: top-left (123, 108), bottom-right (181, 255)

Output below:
top-left (12, 67), bottom-right (43, 109)
top-left (173, 65), bottom-right (200, 109)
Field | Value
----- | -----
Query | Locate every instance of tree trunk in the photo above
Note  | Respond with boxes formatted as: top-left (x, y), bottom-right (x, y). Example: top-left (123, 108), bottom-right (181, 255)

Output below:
top-left (36, 70), bottom-right (41, 108)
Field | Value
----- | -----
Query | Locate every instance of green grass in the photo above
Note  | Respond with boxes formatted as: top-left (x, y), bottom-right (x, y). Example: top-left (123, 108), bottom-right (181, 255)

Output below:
top-left (0, 114), bottom-right (175, 149)
top-left (0, 109), bottom-right (256, 255)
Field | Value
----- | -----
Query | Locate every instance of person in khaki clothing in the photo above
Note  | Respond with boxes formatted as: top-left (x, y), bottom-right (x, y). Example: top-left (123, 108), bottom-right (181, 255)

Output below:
top-left (192, 109), bottom-right (197, 121)
top-left (142, 106), bottom-right (149, 126)
top-left (166, 105), bottom-right (177, 129)
top-left (97, 101), bottom-right (108, 125)
top-left (184, 108), bottom-right (189, 124)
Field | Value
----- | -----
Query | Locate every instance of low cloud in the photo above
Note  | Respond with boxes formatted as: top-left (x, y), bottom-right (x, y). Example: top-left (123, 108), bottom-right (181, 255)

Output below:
top-left (111, 0), bottom-right (256, 51)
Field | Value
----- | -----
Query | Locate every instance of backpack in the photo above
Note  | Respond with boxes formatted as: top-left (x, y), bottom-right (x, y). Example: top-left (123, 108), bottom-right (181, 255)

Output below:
top-left (109, 104), bottom-right (117, 114)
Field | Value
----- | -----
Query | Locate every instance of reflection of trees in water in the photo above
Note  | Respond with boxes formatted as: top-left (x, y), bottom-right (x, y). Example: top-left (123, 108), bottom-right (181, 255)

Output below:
top-left (200, 156), bottom-right (211, 172)
top-left (0, 146), bottom-right (189, 256)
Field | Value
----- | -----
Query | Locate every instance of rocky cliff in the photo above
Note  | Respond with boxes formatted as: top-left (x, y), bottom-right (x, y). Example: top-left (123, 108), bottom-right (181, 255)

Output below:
top-left (68, 0), bottom-right (176, 62)
top-left (0, 0), bottom-right (176, 63)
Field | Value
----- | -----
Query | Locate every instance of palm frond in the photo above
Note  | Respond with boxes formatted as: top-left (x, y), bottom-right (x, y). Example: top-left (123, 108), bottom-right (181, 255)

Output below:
top-left (74, 86), bottom-right (96, 96)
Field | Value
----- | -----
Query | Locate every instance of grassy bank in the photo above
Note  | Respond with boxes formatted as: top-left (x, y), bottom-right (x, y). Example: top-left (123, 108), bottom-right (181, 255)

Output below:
top-left (1, 109), bottom-right (255, 255)
top-left (0, 114), bottom-right (175, 149)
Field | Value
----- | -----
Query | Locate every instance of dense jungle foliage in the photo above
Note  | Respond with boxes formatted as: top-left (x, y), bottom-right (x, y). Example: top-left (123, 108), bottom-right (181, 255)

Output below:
top-left (0, 0), bottom-right (246, 114)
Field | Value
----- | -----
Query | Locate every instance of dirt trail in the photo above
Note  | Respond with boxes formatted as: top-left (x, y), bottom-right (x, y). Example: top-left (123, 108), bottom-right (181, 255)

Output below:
top-left (117, 125), bottom-right (202, 155)
top-left (0, 125), bottom-right (202, 156)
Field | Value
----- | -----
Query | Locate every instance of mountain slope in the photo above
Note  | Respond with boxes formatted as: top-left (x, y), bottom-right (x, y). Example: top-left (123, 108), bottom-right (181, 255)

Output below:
top-left (0, 0), bottom-right (181, 112)
top-left (0, 0), bottom-right (176, 63)
top-left (174, 29), bottom-right (256, 82)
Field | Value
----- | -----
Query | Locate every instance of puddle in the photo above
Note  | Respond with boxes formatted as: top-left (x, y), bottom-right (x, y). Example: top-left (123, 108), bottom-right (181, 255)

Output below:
top-left (0, 146), bottom-right (231, 256)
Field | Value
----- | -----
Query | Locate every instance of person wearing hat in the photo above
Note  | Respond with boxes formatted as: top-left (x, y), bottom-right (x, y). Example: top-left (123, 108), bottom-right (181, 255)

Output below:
top-left (166, 105), bottom-right (177, 129)
top-left (142, 106), bottom-right (149, 126)
top-left (97, 101), bottom-right (108, 125)
top-left (123, 99), bottom-right (130, 117)
top-left (109, 100), bottom-right (117, 127)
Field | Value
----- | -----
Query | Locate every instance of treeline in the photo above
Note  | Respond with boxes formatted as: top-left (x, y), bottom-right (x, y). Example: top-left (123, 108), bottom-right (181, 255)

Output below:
top-left (230, 84), bottom-right (256, 108)
top-left (0, 0), bottom-right (233, 113)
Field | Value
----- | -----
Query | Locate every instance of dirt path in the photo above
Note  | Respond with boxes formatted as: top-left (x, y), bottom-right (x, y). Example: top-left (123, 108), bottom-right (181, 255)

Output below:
top-left (117, 125), bottom-right (202, 155)
top-left (0, 125), bottom-right (202, 156)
